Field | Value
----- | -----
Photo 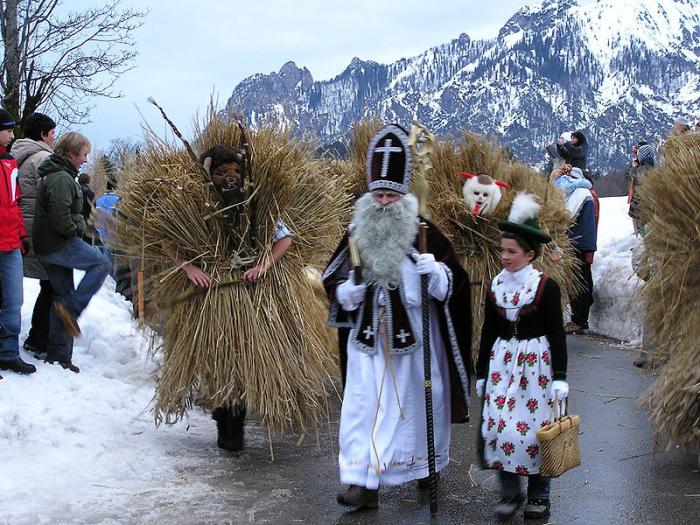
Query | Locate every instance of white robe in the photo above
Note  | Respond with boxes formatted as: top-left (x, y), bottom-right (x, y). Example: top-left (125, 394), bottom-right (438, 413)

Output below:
top-left (338, 257), bottom-right (452, 489)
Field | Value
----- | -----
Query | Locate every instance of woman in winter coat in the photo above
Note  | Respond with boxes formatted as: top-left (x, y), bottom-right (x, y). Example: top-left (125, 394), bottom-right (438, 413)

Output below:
top-left (476, 193), bottom-right (569, 521)
top-left (556, 130), bottom-right (588, 170)
top-left (10, 112), bottom-right (56, 357)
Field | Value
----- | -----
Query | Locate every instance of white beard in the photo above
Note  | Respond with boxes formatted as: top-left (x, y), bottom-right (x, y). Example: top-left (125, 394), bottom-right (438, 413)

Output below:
top-left (352, 192), bottom-right (419, 285)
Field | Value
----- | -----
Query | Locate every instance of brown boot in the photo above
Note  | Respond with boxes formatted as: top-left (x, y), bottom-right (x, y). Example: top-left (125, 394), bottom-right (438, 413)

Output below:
top-left (45, 357), bottom-right (80, 374)
top-left (59, 361), bottom-right (80, 374)
top-left (336, 485), bottom-right (378, 509)
top-left (54, 303), bottom-right (81, 337)
top-left (564, 322), bottom-right (583, 335)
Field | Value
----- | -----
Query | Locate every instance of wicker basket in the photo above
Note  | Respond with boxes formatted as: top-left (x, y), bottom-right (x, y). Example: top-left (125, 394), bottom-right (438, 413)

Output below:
top-left (536, 413), bottom-right (581, 478)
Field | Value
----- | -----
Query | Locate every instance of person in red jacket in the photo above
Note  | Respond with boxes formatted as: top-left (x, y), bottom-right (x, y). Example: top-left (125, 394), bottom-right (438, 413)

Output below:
top-left (0, 108), bottom-right (37, 375)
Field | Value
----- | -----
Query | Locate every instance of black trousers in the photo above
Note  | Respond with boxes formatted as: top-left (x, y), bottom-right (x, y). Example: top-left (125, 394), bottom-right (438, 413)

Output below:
top-left (212, 404), bottom-right (247, 432)
top-left (25, 279), bottom-right (54, 351)
top-left (570, 250), bottom-right (593, 328)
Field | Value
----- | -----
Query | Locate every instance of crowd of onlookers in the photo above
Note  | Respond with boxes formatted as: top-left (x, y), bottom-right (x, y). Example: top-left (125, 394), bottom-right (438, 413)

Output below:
top-left (544, 115), bottom-right (698, 343)
top-left (0, 110), bottom-right (115, 378)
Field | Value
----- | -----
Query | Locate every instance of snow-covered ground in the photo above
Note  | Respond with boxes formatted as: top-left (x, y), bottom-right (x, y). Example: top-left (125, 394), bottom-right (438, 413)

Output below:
top-left (0, 280), bottom-right (234, 524)
top-left (0, 196), bottom-right (643, 523)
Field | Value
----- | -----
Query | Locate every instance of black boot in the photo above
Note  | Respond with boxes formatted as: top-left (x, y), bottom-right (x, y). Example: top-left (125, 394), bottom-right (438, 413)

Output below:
top-left (495, 492), bottom-right (525, 521)
top-left (523, 498), bottom-right (551, 519)
top-left (23, 341), bottom-right (48, 360)
top-left (336, 485), bottom-right (379, 509)
top-left (0, 357), bottom-right (37, 375)
top-left (212, 406), bottom-right (245, 451)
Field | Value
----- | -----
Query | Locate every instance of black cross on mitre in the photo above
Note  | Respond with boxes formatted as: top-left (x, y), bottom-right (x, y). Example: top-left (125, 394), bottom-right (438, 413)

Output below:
top-left (366, 124), bottom-right (413, 194)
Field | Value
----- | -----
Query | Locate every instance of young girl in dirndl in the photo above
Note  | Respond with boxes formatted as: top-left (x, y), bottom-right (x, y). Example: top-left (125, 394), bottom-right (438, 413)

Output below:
top-left (476, 193), bottom-right (569, 521)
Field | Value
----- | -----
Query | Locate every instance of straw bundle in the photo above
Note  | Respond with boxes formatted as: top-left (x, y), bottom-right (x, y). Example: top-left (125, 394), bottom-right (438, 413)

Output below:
top-left (637, 133), bottom-right (700, 448)
top-left (114, 109), bottom-right (350, 434)
top-left (343, 121), bottom-right (579, 355)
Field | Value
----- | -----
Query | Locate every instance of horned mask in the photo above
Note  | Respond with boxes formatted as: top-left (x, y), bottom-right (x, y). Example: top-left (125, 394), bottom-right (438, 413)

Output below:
top-left (460, 172), bottom-right (508, 216)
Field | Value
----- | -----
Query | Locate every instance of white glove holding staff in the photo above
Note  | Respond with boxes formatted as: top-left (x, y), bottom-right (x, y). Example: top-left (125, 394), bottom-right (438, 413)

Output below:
top-left (416, 253), bottom-right (438, 275)
top-left (551, 380), bottom-right (569, 401)
top-left (336, 271), bottom-right (367, 311)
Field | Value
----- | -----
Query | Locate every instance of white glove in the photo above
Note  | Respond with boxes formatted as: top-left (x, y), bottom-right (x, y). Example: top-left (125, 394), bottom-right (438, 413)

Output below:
top-left (336, 271), bottom-right (367, 311)
top-left (551, 380), bottom-right (569, 401)
top-left (416, 253), bottom-right (437, 275)
top-left (475, 379), bottom-right (485, 399)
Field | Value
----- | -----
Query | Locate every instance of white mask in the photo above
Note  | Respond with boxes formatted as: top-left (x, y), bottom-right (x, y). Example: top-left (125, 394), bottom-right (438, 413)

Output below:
top-left (461, 173), bottom-right (505, 216)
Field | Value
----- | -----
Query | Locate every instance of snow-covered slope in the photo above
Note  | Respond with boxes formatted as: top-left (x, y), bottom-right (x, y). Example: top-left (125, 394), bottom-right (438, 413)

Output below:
top-left (224, 0), bottom-right (700, 169)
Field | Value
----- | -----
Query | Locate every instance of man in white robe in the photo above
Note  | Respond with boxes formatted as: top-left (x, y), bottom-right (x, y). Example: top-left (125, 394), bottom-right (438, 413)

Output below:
top-left (323, 124), bottom-right (471, 510)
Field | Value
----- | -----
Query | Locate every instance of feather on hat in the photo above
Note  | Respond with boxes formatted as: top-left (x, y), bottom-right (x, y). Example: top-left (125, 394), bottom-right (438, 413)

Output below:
top-left (498, 192), bottom-right (552, 245)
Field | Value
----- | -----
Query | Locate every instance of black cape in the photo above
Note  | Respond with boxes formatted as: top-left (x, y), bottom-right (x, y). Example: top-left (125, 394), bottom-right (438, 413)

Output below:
top-left (322, 219), bottom-right (472, 423)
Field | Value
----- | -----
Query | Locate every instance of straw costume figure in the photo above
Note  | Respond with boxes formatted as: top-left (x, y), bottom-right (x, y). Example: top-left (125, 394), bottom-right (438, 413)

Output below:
top-left (323, 124), bottom-right (472, 510)
top-left (115, 104), bottom-right (348, 449)
top-left (637, 132), bottom-right (700, 451)
top-left (342, 122), bottom-right (580, 360)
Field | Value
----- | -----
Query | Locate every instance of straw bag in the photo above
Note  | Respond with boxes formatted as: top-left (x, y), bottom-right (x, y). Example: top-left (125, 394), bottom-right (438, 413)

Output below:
top-left (536, 400), bottom-right (581, 477)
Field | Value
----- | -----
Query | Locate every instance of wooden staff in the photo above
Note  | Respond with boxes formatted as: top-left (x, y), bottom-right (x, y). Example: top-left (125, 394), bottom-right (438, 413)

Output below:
top-left (347, 235), bottom-right (362, 284)
top-left (408, 120), bottom-right (438, 516)
top-left (137, 271), bottom-right (145, 327)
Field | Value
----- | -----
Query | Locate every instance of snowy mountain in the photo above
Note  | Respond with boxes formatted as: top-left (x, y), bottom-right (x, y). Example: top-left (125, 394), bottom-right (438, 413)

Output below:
top-left (223, 0), bottom-right (700, 170)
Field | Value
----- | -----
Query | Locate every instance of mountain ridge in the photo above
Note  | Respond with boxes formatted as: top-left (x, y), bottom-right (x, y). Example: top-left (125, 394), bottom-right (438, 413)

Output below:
top-left (224, 0), bottom-right (700, 170)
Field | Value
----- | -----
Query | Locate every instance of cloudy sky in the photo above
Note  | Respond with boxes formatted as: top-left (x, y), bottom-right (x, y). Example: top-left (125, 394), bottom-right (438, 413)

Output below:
top-left (72, 0), bottom-right (593, 149)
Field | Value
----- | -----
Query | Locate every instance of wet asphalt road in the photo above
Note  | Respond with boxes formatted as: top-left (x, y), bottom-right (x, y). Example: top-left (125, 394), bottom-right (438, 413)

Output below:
top-left (96, 336), bottom-right (699, 524)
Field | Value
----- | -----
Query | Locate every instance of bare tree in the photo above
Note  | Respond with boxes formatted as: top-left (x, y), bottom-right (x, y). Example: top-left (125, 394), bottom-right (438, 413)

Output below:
top-left (0, 0), bottom-right (146, 134)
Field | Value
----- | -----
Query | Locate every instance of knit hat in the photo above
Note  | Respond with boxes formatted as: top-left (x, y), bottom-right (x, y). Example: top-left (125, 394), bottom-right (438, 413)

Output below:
top-left (570, 167), bottom-right (584, 179)
top-left (0, 109), bottom-right (16, 131)
top-left (636, 144), bottom-right (655, 164)
top-left (498, 192), bottom-right (552, 245)
top-left (674, 117), bottom-right (690, 127)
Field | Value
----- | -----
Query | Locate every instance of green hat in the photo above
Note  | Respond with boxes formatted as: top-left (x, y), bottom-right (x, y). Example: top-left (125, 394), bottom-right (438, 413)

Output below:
top-left (498, 217), bottom-right (552, 245)
top-left (497, 192), bottom-right (552, 246)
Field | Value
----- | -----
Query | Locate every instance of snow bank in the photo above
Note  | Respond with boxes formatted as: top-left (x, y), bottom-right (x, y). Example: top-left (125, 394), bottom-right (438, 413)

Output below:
top-left (588, 196), bottom-right (643, 344)
top-left (0, 278), bottom-right (223, 524)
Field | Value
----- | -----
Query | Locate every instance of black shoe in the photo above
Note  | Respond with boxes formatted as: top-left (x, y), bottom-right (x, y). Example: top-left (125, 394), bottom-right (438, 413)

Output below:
top-left (495, 493), bottom-right (525, 521)
top-left (23, 341), bottom-right (48, 360)
top-left (417, 472), bottom-right (440, 489)
top-left (0, 357), bottom-right (37, 375)
top-left (44, 357), bottom-right (80, 374)
top-left (524, 498), bottom-right (551, 519)
top-left (212, 407), bottom-right (244, 451)
top-left (337, 485), bottom-right (379, 509)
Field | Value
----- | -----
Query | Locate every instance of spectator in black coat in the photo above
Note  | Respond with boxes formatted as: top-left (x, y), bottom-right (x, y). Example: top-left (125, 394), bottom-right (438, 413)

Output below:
top-left (557, 130), bottom-right (588, 170)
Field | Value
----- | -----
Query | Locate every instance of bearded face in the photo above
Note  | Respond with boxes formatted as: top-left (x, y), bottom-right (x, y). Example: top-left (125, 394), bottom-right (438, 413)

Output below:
top-left (462, 174), bottom-right (503, 216)
top-left (351, 192), bottom-right (419, 285)
top-left (211, 162), bottom-right (245, 204)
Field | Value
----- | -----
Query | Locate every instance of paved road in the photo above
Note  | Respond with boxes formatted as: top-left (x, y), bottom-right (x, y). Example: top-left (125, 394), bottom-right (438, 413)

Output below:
top-left (47, 336), bottom-right (698, 524)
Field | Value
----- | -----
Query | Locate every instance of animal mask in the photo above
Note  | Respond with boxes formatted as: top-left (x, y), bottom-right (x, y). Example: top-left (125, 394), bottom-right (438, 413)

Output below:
top-left (460, 172), bottom-right (509, 216)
